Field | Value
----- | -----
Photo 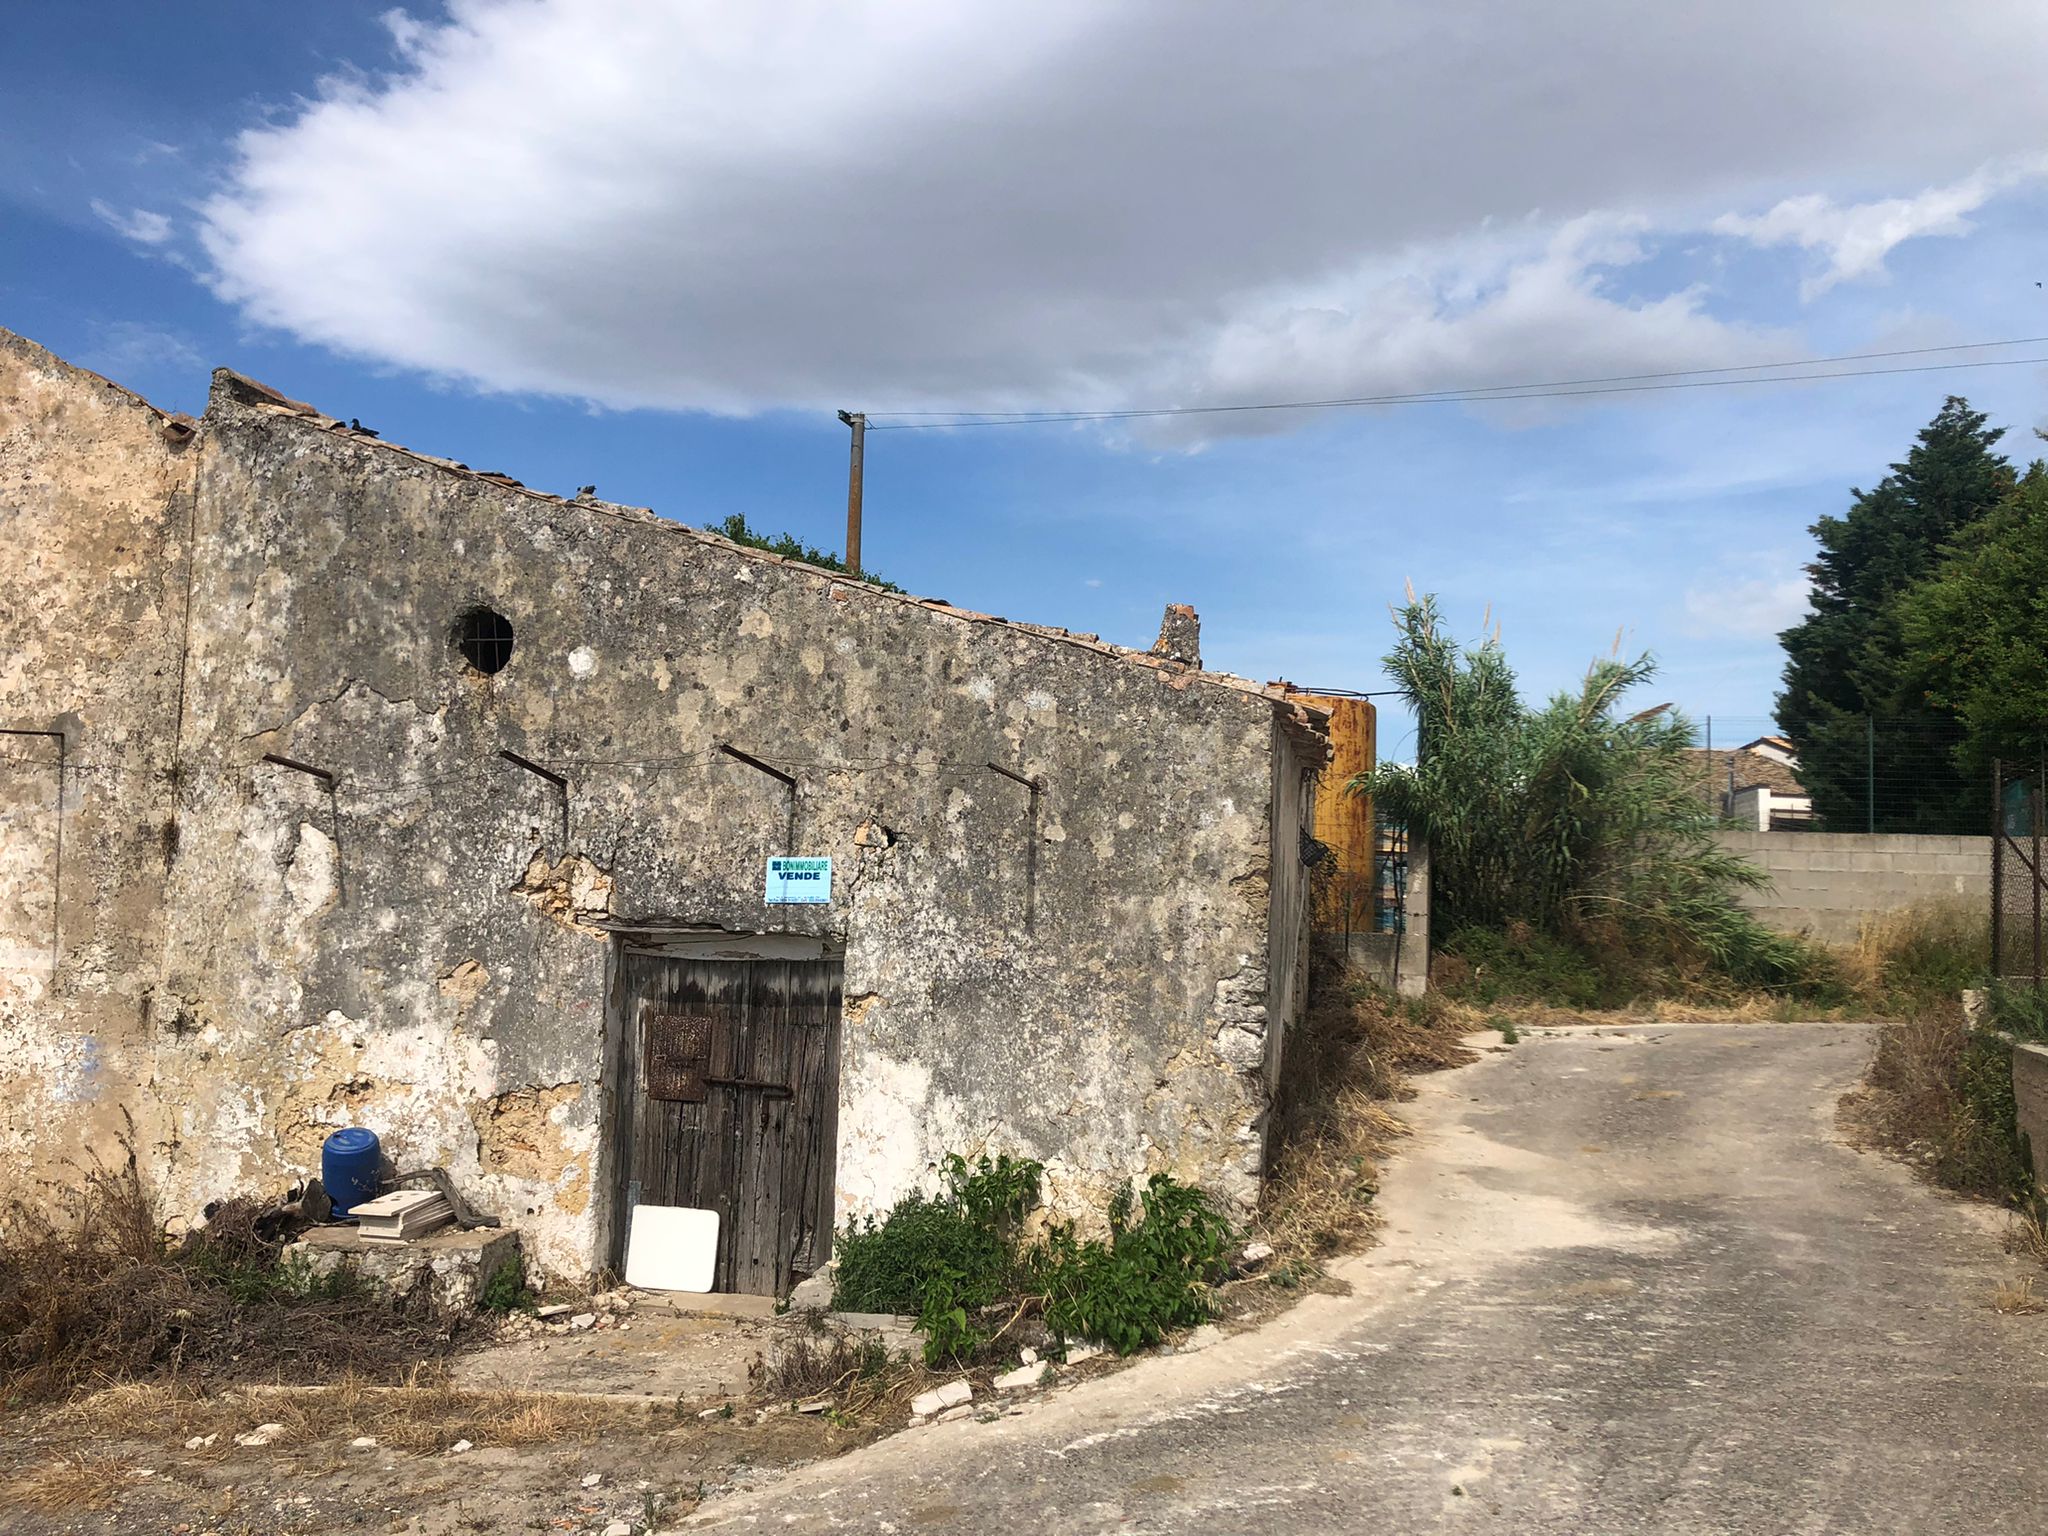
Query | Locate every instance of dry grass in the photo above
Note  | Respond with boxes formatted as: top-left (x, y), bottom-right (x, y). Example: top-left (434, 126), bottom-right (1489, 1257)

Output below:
top-left (1992, 1277), bottom-right (2044, 1314)
top-left (1259, 954), bottom-right (1476, 1272)
top-left (765, 1330), bottom-right (924, 1420)
top-left (0, 1450), bottom-right (134, 1513)
top-left (46, 1377), bottom-right (658, 1455)
top-left (2006, 1208), bottom-right (2048, 1268)
top-left (1857, 1004), bottom-right (2036, 1199)
top-left (1433, 900), bottom-right (1988, 1026)
top-left (0, 1144), bottom-right (460, 1406)
top-left (1838, 900), bottom-right (1988, 1011)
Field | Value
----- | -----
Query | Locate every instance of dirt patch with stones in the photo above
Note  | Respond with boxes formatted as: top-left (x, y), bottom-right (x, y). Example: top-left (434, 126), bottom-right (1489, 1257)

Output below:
top-left (0, 1382), bottom-right (872, 1536)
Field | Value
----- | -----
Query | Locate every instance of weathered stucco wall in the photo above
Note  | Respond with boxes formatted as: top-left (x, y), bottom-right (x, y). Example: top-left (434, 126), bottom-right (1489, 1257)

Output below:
top-left (3, 335), bottom-right (1323, 1280)
top-left (1261, 722), bottom-right (1316, 1098)
top-left (0, 332), bottom-right (197, 1199)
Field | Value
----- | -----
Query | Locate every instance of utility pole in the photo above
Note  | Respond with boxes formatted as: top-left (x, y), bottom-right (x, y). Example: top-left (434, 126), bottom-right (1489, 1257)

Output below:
top-left (837, 410), bottom-right (866, 575)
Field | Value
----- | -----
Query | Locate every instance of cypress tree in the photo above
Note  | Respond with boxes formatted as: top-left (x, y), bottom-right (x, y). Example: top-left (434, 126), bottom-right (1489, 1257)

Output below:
top-left (1776, 397), bottom-right (2010, 832)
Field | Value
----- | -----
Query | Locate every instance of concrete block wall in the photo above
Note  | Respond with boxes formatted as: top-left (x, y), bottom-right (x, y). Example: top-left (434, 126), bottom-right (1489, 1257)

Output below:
top-left (1716, 829), bottom-right (1991, 945)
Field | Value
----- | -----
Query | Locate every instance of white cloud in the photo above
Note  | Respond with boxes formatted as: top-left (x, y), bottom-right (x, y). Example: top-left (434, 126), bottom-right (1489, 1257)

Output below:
top-left (1713, 157), bottom-right (2048, 298)
top-left (1133, 216), bottom-right (1789, 444)
top-left (380, 7), bottom-right (429, 60)
top-left (91, 198), bottom-right (173, 246)
top-left (1682, 575), bottom-right (1811, 641)
top-left (195, 1), bottom-right (2048, 424)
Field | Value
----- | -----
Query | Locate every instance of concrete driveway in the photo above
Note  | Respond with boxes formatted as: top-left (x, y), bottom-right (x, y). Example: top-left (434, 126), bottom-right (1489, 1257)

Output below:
top-left (687, 1022), bottom-right (2048, 1534)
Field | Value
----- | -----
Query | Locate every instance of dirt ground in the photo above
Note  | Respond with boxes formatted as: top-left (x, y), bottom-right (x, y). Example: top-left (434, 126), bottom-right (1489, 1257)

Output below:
top-left (0, 984), bottom-right (1470, 1533)
top-left (0, 1378), bottom-right (872, 1535)
top-left (0, 1283), bottom-right (1272, 1533)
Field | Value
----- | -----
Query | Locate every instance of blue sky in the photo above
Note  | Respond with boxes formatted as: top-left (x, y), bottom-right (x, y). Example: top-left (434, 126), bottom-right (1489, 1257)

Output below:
top-left (8, 3), bottom-right (2048, 759)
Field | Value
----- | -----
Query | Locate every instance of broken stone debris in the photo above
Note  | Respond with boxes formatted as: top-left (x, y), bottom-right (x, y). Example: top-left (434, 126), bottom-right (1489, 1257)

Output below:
top-left (349, 1436), bottom-right (378, 1450)
top-left (569, 1312), bottom-right (597, 1330)
top-left (183, 1434), bottom-right (217, 1451)
top-left (580, 1472), bottom-right (602, 1488)
top-left (1061, 1344), bottom-right (1104, 1366)
top-left (536, 1303), bottom-right (572, 1318)
top-left (233, 1424), bottom-right (284, 1448)
top-left (787, 1270), bottom-right (836, 1312)
top-left (602, 1523), bottom-right (631, 1536)
top-left (910, 1379), bottom-right (973, 1418)
top-left (447, 1439), bottom-right (473, 1455)
top-left (1239, 1240), bottom-right (1276, 1267)
top-left (993, 1361), bottom-right (1050, 1391)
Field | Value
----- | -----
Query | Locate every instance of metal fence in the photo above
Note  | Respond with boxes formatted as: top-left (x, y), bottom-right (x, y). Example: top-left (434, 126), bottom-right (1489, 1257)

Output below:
top-left (1994, 759), bottom-right (2045, 987)
top-left (1692, 714), bottom-right (1987, 837)
top-left (1309, 818), bottom-right (1408, 940)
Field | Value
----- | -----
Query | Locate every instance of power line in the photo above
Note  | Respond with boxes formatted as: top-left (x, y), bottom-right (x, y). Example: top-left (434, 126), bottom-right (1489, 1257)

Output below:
top-left (865, 336), bottom-right (2048, 430)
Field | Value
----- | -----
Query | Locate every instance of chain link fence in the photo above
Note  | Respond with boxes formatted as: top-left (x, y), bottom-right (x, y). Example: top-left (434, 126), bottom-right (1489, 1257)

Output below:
top-left (1691, 714), bottom-right (1990, 837)
top-left (1994, 759), bottom-right (2045, 988)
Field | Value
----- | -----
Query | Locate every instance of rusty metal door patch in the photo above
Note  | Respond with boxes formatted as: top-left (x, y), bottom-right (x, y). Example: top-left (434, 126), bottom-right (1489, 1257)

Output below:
top-left (643, 1009), bottom-right (715, 1102)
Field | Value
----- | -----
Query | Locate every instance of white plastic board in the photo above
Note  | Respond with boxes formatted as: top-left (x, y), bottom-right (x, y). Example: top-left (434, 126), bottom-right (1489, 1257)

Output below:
top-left (623, 1204), bottom-right (720, 1292)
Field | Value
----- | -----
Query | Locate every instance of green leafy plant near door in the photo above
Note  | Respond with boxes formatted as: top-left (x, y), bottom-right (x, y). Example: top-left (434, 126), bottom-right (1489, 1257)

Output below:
top-left (830, 1151), bottom-right (1234, 1365)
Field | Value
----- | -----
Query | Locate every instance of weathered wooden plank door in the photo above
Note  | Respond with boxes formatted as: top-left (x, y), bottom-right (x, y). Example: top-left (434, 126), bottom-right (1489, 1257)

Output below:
top-left (613, 945), bottom-right (842, 1295)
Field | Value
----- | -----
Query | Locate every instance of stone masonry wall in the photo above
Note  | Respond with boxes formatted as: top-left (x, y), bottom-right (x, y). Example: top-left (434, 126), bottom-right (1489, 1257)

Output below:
top-left (1717, 828), bottom-right (1991, 945)
top-left (2, 334), bottom-right (1321, 1280)
top-left (0, 332), bottom-right (197, 1201)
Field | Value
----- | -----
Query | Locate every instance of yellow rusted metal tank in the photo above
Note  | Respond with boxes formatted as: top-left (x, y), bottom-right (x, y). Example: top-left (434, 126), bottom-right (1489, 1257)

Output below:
top-left (1280, 687), bottom-right (1376, 930)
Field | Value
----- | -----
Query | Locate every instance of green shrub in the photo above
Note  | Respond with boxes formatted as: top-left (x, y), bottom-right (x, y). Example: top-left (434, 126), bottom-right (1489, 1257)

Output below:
top-left (478, 1255), bottom-right (535, 1314)
top-left (1990, 980), bottom-right (2048, 1044)
top-left (707, 514), bottom-right (902, 591)
top-left (1031, 1175), bottom-right (1235, 1356)
top-left (1438, 927), bottom-right (1615, 1008)
top-left (1942, 1030), bottom-right (2035, 1201)
top-left (830, 1153), bottom-right (1042, 1325)
top-left (830, 1155), bottom-right (1233, 1365)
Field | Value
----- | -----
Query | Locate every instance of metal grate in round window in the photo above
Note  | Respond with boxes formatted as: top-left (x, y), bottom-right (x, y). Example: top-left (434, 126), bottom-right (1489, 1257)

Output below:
top-left (455, 607), bottom-right (515, 675)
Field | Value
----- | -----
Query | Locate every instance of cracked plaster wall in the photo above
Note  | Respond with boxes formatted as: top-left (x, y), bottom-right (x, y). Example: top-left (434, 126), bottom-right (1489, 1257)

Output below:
top-left (2, 334), bottom-right (1321, 1280)
top-left (0, 331), bottom-right (196, 1209)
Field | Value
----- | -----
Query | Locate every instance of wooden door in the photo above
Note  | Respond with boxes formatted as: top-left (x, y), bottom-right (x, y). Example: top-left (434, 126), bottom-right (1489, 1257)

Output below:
top-left (613, 945), bottom-right (842, 1295)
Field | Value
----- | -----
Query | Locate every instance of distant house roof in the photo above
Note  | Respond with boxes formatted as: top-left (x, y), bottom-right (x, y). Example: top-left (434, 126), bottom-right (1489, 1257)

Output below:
top-left (1687, 746), bottom-right (1809, 801)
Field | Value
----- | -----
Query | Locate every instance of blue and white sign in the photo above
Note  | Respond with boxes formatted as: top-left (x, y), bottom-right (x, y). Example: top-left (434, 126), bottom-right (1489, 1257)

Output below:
top-left (764, 856), bottom-right (832, 904)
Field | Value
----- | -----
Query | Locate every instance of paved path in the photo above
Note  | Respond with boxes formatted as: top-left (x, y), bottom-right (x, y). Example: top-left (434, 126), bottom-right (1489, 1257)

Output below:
top-left (688, 1023), bottom-right (2048, 1534)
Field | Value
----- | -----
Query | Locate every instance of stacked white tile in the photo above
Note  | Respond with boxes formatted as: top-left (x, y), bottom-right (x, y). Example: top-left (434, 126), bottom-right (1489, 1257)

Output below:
top-left (354, 1189), bottom-right (453, 1243)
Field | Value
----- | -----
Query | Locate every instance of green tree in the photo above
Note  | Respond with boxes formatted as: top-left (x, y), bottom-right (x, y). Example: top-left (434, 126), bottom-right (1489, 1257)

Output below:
top-left (1356, 597), bottom-right (1803, 985)
top-left (706, 513), bottom-right (902, 591)
top-left (1896, 463), bottom-right (2048, 776)
top-left (1776, 397), bottom-right (2011, 832)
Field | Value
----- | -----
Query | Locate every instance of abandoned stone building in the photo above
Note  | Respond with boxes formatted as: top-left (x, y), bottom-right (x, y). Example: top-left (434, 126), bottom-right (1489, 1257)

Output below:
top-left (0, 328), bottom-right (1329, 1288)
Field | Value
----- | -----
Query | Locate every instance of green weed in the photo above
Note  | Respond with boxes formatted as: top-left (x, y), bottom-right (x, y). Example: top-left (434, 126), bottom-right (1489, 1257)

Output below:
top-left (477, 1255), bottom-right (534, 1314)
top-left (830, 1154), bottom-right (1232, 1365)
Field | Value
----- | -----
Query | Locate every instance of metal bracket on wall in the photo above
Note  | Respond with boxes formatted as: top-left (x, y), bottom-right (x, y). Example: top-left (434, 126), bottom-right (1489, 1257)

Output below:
top-left (718, 743), bottom-right (802, 852)
top-left (985, 761), bottom-right (1044, 930)
top-left (499, 750), bottom-right (571, 846)
top-left (1, 728), bottom-right (66, 970)
top-left (259, 752), bottom-right (347, 905)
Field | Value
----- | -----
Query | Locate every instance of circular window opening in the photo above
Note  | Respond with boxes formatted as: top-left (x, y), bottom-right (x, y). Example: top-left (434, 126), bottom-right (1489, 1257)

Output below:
top-left (455, 607), bottom-right (515, 675)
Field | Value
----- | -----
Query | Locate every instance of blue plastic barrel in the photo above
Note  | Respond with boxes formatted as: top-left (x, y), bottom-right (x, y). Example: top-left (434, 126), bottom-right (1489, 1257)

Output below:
top-left (322, 1127), bottom-right (383, 1218)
